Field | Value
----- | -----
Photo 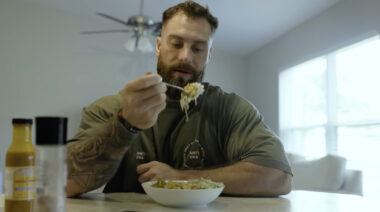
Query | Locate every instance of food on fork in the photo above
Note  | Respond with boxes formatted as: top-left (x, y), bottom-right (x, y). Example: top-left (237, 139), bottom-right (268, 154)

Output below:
top-left (180, 82), bottom-right (205, 121)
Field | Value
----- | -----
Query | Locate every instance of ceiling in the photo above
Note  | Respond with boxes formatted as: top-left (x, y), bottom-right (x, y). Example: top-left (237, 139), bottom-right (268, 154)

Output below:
top-left (29, 0), bottom-right (343, 56)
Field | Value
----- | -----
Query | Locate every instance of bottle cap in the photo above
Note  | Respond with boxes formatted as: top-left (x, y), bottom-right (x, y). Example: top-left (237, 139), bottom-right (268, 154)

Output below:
top-left (12, 118), bottom-right (33, 124)
top-left (36, 117), bottom-right (67, 145)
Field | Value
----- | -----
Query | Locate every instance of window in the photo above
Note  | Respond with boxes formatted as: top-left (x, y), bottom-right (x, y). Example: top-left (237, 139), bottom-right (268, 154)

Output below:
top-left (279, 35), bottom-right (380, 197)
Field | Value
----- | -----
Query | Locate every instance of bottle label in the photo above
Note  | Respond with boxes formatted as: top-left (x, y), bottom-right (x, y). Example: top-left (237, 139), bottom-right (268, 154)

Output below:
top-left (5, 166), bottom-right (35, 200)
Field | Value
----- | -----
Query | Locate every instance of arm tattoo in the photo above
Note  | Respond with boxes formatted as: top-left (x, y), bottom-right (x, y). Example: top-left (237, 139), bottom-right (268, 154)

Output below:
top-left (67, 117), bottom-right (132, 192)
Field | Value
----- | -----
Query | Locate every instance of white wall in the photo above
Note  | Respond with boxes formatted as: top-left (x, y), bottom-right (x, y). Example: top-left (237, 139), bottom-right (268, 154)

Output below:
top-left (247, 0), bottom-right (380, 134)
top-left (0, 0), bottom-right (248, 174)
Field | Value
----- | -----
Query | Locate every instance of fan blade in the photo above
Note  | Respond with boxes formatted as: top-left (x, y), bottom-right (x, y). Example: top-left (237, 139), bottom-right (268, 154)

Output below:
top-left (80, 29), bottom-right (131, 34)
top-left (96, 12), bottom-right (129, 26)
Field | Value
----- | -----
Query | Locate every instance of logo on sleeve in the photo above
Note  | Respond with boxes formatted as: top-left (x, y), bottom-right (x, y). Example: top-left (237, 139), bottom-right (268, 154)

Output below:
top-left (183, 139), bottom-right (205, 169)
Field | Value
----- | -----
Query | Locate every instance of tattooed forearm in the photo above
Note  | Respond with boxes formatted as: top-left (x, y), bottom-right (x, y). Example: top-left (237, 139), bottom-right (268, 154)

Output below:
top-left (67, 116), bottom-right (133, 193)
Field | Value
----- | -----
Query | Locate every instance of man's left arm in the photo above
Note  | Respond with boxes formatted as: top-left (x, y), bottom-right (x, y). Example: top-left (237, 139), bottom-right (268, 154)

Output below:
top-left (136, 160), bottom-right (291, 196)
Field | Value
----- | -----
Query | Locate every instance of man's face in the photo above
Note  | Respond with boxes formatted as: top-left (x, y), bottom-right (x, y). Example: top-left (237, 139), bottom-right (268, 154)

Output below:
top-left (156, 12), bottom-right (213, 99)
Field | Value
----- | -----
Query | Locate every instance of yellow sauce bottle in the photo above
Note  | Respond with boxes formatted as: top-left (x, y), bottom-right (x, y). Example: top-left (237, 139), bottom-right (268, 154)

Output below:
top-left (5, 118), bottom-right (35, 212)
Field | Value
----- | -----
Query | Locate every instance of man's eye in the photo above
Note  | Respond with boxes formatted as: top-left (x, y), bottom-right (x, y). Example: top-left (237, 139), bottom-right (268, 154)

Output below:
top-left (172, 43), bottom-right (182, 48)
top-left (192, 46), bottom-right (204, 53)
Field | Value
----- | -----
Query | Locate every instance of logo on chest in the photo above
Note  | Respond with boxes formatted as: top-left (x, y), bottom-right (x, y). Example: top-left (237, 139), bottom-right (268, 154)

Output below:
top-left (183, 139), bottom-right (205, 169)
top-left (135, 151), bottom-right (148, 161)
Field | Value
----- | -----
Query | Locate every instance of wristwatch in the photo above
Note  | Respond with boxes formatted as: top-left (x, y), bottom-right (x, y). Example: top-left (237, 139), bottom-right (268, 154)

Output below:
top-left (117, 111), bottom-right (141, 134)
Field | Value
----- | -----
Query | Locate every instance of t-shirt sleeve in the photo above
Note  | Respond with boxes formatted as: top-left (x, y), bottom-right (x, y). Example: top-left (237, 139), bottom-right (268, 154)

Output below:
top-left (222, 95), bottom-right (292, 174)
top-left (68, 94), bottom-right (138, 145)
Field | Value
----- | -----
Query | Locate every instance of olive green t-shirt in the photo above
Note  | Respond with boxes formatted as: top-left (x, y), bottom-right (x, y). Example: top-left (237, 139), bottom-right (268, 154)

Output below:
top-left (70, 83), bottom-right (292, 193)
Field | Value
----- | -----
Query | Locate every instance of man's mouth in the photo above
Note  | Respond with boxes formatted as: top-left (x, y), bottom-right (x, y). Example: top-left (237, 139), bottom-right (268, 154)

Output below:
top-left (173, 69), bottom-right (191, 77)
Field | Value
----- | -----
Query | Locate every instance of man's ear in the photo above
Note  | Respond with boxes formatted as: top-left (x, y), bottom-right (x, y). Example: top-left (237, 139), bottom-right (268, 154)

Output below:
top-left (156, 37), bottom-right (161, 56)
top-left (206, 47), bottom-right (213, 65)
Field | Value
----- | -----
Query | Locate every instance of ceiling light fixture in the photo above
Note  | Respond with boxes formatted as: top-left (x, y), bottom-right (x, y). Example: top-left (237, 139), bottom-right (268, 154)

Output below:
top-left (81, 0), bottom-right (161, 54)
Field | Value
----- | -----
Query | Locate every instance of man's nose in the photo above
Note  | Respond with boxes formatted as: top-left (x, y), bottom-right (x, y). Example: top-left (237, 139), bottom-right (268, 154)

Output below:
top-left (178, 47), bottom-right (192, 64)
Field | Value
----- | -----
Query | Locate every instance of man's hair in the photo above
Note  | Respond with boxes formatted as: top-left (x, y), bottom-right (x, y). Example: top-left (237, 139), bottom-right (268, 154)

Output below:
top-left (162, 1), bottom-right (218, 34)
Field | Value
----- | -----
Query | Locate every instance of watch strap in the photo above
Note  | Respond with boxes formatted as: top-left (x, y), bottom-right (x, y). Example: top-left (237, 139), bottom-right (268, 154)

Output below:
top-left (117, 111), bottom-right (141, 134)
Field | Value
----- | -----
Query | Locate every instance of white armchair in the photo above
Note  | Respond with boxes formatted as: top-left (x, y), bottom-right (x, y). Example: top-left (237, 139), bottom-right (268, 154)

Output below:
top-left (287, 153), bottom-right (363, 195)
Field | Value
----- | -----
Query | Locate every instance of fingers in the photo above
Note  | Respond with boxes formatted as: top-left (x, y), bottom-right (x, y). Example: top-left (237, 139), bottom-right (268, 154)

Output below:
top-left (136, 162), bottom-right (153, 174)
top-left (138, 171), bottom-right (154, 183)
top-left (127, 74), bottom-right (162, 91)
top-left (136, 161), bottom-right (175, 183)
top-left (141, 94), bottom-right (166, 110)
top-left (121, 74), bottom-right (166, 129)
top-left (124, 84), bottom-right (166, 111)
top-left (138, 172), bottom-right (162, 183)
top-left (137, 161), bottom-right (157, 183)
top-left (137, 83), bottom-right (167, 101)
top-left (153, 101), bottom-right (167, 113)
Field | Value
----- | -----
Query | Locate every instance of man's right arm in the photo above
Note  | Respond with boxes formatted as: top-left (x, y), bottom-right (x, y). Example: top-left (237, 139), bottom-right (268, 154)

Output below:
top-left (66, 115), bottom-right (136, 197)
top-left (66, 73), bottom-right (167, 197)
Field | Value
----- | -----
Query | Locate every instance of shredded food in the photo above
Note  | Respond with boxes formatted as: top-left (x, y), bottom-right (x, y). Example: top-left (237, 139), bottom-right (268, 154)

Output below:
top-left (152, 178), bottom-right (224, 190)
top-left (180, 82), bottom-right (205, 121)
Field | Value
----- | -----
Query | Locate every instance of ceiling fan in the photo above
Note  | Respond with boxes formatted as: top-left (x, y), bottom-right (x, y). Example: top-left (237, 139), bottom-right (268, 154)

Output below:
top-left (81, 0), bottom-right (161, 54)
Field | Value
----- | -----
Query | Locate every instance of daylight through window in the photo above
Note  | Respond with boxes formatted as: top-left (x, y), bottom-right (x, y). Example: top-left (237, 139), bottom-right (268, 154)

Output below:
top-left (279, 35), bottom-right (380, 197)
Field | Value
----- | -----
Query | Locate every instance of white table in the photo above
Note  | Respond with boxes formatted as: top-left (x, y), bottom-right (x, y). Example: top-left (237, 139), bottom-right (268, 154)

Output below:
top-left (1, 190), bottom-right (378, 212)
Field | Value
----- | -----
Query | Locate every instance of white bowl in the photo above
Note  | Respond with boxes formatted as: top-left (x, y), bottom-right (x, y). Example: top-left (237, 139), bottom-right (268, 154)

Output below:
top-left (142, 180), bottom-right (224, 208)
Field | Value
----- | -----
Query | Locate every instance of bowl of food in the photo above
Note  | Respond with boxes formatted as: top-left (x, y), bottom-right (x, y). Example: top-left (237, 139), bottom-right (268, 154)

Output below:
top-left (142, 178), bottom-right (225, 208)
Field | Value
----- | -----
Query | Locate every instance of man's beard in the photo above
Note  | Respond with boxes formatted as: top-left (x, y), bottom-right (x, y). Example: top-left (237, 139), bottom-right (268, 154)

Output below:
top-left (157, 55), bottom-right (205, 100)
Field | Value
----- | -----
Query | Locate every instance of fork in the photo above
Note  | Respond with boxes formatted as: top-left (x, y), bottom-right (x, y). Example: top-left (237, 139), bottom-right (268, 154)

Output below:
top-left (163, 82), bottom-right (185, 92)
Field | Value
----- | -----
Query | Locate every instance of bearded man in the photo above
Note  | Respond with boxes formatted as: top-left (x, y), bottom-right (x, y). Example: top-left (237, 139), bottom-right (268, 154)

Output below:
top-left (67, 1), bottom-right (292, 197)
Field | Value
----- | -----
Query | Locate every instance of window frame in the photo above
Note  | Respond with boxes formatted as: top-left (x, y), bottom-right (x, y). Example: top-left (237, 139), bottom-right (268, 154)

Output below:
top-left (280, 35), bottom-right (380, 156)
top-left (279, 35), bottom-right (380, 197)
